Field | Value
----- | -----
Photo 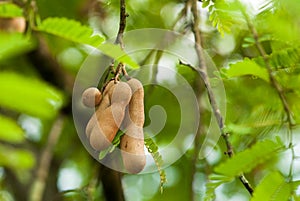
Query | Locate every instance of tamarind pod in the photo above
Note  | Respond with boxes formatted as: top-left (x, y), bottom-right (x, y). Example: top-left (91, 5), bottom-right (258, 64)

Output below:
top-left (89, 81), bottom-right (132, 151)
top-left (82, 87), bottom-right (102, 108)
top-left (122, 78), bottom-right (145, 128)
top-left (89, 104), bottom-right (125, 150)
top-left (110, 82), bottom-right (133, 105)
top-left (120, 127), bottom-right (146, 174)
top-left (85, 89), bottom-right (109, 139)
top-left (85, 81), bottom-right (114, 138)
top-left (121, 78), bottom-right (146, 174)
top-left (0, 17), bottom-right (26, 33)
top-left (85, 113), bottom-right (96, 139)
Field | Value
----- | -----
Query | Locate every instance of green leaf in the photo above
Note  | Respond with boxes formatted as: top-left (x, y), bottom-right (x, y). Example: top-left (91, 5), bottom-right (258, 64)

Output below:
top-left (214, 139), bottom-right (284, 177)
top-left (242, 37), bottom-right (256, 48)
top-left (0, 115), bottom-right (24, 143)
top-left (36, 18), bottom-right (139, 68)
top-left (227, 123), bottom-right (253, 135)
top-left (98, 130), bottom-right (125, 160)
top-left (144, 136), bottom-right (167, 193)
top-left (97, 43), bottom-right (139, 69)
top-left (37, 17), bottom-right (105, 47)
top-left (228, 106), bottom-right (283, 138)
top-left (225, 58), bottom-right (270, 82)
top-left (208, 1), bottom-right (244, 36)
top-left (204, 174), bottom-right (232, 201)
top-left (202, 0), bottom-right (210, 8)
top-left (251, 171), bottom-right (291, 201)
top-left (0, 3), bottom-right (23, 17)
top-left (0, 72), bottom-right (64, 119)
top-left (98, 146), bottom-right (113, 160)
top-left (0, 33), bottom-right (35, 61)
top-left (266, 47), bottom-right (300, 69)
top-left (0, 144), bottom-right (35, 170)
top-left (112, 129), bottom-right (125, 144)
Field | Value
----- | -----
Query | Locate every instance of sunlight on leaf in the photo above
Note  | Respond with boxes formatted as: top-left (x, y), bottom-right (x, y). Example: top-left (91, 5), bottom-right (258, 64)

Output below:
top-left (0, 33), bottom-right (35, 61)
top-left (214, 139), bottom-right (284, 177)
top-left (0, 3), bottom-right (23, 17)
top-left (37, 17), bottom-right (105, 47)
top-left (98, 43), bottom-right (139, 69)
top-left (0, 115), bottom-right (24, 143)
top-left (251, 171), bottom-right (291, 201)
top-left (224, 58), bottom-right (270, 82)
top-left (208, 1), bottom-right (244, 36)
top-left (0, 72), bottom-right (64, 119)
top-left (204, 174), bottom-right (232, 201)
top-left (0, 144), bottom-right (35, 170)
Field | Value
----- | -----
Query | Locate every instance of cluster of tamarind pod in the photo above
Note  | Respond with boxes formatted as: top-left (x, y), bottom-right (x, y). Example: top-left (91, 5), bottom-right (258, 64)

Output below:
top-left (82, 78), bottom-right (146, 174)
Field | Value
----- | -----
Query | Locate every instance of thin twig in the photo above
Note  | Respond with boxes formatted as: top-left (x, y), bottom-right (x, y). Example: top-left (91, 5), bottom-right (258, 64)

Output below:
top-left (171, 0), bottom-right (191, 31)
top-left (113, 0), bottom-right (129, 80)
top-left (240, 5), bottom-right (295, 182)
top-left (115, 62), bottom-right (124, 81)
top-left (29, 115), bottom-right (65, 201)
top-left (245, 17), bottom-right (294, 127)
top-left (190, 0), bottom-right (254, 195)
top-left (115, 0), bottom-right (127, 48)
top-left (102, 0), bottom-right (128, 85)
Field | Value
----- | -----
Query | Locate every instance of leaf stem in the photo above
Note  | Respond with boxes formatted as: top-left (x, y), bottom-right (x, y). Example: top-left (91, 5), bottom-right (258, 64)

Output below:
top-left (113, 0), bottom-right (129, 80)
top-left (190, 0), bottom-right (254, 195)
top-left (240, 4), bottom-right (295, 182)
top-left (115, 0), bottom-right (127, 49)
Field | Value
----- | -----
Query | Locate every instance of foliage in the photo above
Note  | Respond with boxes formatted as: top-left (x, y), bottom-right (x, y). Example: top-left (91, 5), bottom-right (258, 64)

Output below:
top-left (206, 1), bottom-right (245, 36)
top-left (144, 136), bottom-right (167, 193)
top-left (0, 33), bottom-right (35, 61)
top-left (0, 115), bottom-right (24, 143)
top-left (251, 171), bottom-right (294, 201)
top-left (223, 58), bottom-right (269, 82)
top-left (214, 139), bottom-right (284, 177)
top-left (0, 72), bottom-right (64, 119)
top-left (36, 17), bottom-right (139, 68)
top-left (37, 17), bottom-right (105, 47)
top-left (0, 3), bottom-right (23, 17)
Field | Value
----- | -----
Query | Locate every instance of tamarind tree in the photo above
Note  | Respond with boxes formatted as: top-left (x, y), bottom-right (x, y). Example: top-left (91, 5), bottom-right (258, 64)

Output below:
top-left (0, 0), bottom-right (300, 201)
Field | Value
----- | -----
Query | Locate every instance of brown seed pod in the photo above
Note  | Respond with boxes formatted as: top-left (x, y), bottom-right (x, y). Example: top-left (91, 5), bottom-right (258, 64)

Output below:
top-left (85, 85), bottom-right (112, 139)
top-left (121, 78), bottom-right (146, 174)
top-left (0, 17), bottom-right (26, 33)
top-left (86, 81), bottom-right (116, 139)
top-left (87, 80), bottom-right (132, 151)
top-left (82, 87), bottom-right (102, 108)
top-left (89, 104), bottom-right (125, 150)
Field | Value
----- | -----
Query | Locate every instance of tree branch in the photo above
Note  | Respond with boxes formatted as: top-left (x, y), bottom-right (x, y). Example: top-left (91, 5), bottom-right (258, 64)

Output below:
top-left (115, 0), bottom-right (127, 49)
top-left (190, 0), bottom-right (254, 195)
top-left (240, 5), bottom-right (296, 182)
top-left (99, 166), bottom-right (125, 201)
top-left (29, 115), bottom-right (65, 201)
top-left (110, 0), bottom-right (129, 81)
top-left (244, 17), bottom-right (294, 128)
